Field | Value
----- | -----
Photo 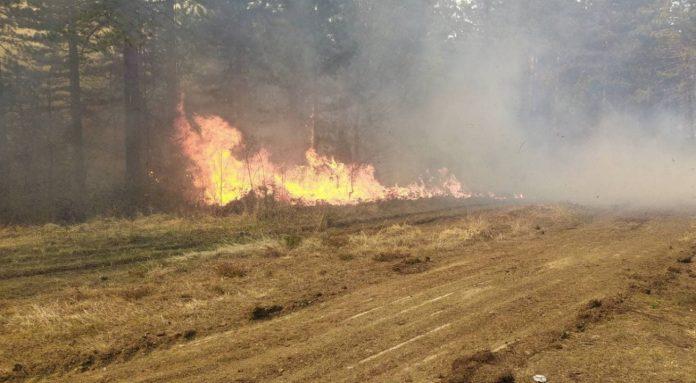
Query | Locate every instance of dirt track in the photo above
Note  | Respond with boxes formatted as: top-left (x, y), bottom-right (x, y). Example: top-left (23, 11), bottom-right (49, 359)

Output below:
top-left (48, 209), bottom-right (695, 383)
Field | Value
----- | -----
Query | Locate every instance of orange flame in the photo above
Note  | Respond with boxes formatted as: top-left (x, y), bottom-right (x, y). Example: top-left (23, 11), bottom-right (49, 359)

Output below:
top-left (176, 103), bottom-right (472, 206)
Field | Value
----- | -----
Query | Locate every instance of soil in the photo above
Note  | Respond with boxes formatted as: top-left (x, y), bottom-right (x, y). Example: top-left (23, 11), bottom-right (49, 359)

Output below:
top-left (1, 204), bottom-right (694, 382)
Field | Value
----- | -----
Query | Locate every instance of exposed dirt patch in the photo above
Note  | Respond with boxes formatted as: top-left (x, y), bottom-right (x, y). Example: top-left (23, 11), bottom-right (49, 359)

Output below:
top-left (573, 296), bottom-right (626, 332)
top-left (448, 350), bottom-right (513, 383)
top-left (250, 305), bottom-right (283, 320)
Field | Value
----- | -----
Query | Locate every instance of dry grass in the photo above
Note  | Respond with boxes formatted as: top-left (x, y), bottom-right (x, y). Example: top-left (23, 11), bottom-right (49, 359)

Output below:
top-left (214, 262), bottom-right (248, 278)
top-left (2, 202), bottom-right (690, 383)
top-left (0, 201), bottom-right (567, 381)
top-left (118, 285), bottom-right (153, 301)
top-left (434, 217), bottom-right (492, 248)
top-left (679, 221), bottom-right (696, 243)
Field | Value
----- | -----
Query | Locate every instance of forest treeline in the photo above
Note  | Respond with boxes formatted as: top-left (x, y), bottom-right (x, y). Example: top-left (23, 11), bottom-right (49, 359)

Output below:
top-left (0, 0), bottom-right (693, 223)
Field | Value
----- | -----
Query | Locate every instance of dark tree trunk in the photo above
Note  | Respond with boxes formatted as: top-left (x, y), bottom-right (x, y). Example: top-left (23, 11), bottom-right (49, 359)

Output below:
top-left (0, 57), bottom-right (8, 217)
top-left (124, 39), bottom-right (145, 213)
top-left (67, 14), bottom-right (86, 216)
top-left (162, 0), bottom-right (180, 169)
top-left (164, 0), bottom-right (180, 124)
top-left (151, 0), bottom-right (186, 208)
top-left (46, 68), bottom-right (56, 213)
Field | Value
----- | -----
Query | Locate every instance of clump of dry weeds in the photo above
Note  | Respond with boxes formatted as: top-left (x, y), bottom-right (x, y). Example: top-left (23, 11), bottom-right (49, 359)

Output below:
top-left (346, 224), bottom-right (423, 259)
top-left (215, 262), bottom-right (248, 278)
top-left (432, 216), bottom-right (496, 250)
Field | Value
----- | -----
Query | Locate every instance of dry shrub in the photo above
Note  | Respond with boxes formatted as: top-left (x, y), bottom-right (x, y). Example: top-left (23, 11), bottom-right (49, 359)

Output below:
top-left (215, 262), bottom-right (247, 278)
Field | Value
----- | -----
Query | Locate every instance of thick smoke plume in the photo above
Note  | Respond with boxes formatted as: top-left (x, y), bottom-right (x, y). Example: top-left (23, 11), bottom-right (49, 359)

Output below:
top-left (2, 0), bottom-right (694, 222)
top-left (319, 1), bottom-right (696, 207)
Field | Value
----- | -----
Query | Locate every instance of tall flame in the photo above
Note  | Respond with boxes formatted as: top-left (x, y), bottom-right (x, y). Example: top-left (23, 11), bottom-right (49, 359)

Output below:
top-left (176, 102), bottom-right (472, 205)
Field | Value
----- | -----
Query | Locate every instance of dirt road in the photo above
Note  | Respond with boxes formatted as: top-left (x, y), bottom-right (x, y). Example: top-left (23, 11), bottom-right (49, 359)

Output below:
top-left (52, 209), bottom-right (695, 383)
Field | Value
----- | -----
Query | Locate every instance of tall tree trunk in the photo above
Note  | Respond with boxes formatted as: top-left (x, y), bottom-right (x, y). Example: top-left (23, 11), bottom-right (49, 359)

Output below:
top-left (67, 14), bottom-right (86, 217)
top-left (151, 0), bottom-right (185, 207)
top-left (46, 67), bottom-right (56, 214)
top-left (124, 39), bottom-right (144, 213)
top-left (164, 0), bottom-right (180, 124)
top-left (0, 56), bottom-right (7, 217)
top-left (163, 0), bottom-right (181, 168)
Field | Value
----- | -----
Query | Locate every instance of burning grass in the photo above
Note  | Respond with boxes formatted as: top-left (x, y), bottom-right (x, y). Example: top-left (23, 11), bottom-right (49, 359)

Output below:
top-left (176, 103), bottom-right (471, 206)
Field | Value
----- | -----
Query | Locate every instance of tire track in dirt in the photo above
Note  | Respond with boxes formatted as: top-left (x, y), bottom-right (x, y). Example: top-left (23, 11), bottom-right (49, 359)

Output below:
top-left (64, 215), bottom-right (689, 383)
top-left (274, 218), bottom-right (685, 382)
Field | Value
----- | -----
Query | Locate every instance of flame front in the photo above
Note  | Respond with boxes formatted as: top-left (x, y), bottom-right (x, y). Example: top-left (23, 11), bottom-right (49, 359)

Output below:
top-left (176, 103), bottom-right (471, 206)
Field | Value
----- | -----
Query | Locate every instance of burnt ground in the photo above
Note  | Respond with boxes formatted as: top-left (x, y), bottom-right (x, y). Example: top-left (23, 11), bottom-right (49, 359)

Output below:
top-left (0, 203), bottom-right (694, 382)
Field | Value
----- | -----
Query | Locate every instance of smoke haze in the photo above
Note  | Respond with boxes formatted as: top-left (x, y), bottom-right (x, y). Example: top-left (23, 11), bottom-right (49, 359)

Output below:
top-left (323, 0), bottom-right (696, 207)
top-left (1, 0), bottom-right (694, 222)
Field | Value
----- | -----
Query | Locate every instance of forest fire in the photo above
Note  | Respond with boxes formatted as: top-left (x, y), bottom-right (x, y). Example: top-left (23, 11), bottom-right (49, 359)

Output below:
top-left (176, 103), bottom-right (473, 206)
top-left (2, 2), bottom-right (693, 382)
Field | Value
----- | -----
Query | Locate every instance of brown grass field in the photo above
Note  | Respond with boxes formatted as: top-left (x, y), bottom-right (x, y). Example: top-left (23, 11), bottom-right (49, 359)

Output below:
top-left (1, 200), bottom-right (695, 382)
